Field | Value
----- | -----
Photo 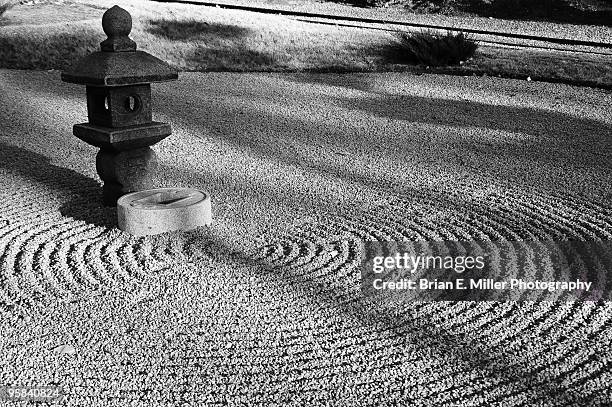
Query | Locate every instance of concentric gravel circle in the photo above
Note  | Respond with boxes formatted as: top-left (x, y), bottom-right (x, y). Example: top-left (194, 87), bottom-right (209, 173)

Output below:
top-left (252, 180), bottom-right (612, 406)
top-left (0, 183), bottom-right (203, 307)
top-left (257, 178), bottom-right (612, 292)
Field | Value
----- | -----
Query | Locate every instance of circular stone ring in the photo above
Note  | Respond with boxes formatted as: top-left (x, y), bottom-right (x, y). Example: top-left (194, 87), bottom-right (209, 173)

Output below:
top-left (117, 188), bottom-right (212, 236)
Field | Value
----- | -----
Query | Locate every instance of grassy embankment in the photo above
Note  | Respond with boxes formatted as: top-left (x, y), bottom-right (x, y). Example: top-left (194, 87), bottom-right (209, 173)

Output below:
top-left (0, 0), bottom-right (610, 87)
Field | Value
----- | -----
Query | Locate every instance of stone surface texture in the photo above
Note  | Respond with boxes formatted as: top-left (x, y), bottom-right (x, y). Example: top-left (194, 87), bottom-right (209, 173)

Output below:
top-left (117, 188), bottom-right (212, 236)
top-left (73, 122), bottom-right (172, 151)
top-left (86, 84), bottom-right (152, 128)
top-left (96, 147), bottom-right (159, 206)
top-left (100, 5), bottom-right (136, 52)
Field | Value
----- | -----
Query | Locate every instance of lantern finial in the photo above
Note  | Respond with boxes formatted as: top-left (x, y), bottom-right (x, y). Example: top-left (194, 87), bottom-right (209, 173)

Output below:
top-left (100, 5), bottom-right (136, 52)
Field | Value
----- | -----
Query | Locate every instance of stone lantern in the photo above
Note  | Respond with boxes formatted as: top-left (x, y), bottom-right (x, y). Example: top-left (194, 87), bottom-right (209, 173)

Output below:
top-left (62, 5), bottom-right (178, 206)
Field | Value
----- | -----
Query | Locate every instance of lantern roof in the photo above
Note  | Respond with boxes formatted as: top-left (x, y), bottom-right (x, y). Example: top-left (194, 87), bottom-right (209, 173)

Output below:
top-left (61, 5), bottom-right (178, 86)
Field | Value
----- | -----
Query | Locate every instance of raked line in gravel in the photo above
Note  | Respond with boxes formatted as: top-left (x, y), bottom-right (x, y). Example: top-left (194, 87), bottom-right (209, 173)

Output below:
top-left (0, 70), bottom-right (611, 406)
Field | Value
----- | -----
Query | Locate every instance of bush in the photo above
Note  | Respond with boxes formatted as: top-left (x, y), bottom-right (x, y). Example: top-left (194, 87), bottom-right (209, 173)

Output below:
top-left (394, 30), bottom-right (478, 66)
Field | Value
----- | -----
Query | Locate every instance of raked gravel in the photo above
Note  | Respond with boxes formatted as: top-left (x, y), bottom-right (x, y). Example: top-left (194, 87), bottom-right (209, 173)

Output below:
top-left (0, 70), bottom-right (611, 406)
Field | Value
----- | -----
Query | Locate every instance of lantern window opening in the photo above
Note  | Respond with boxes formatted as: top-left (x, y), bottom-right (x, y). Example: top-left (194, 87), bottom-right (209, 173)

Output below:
top-left (125, 95), bottom-right (141, 113)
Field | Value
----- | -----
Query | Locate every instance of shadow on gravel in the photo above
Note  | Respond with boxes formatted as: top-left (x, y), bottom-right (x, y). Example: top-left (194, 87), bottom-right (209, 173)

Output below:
top-left (0, 143), bottom-right (115, 228)
top-left (175, 219), bottom-right (589, 405)
top-left (338, 93), bottom-right (610, 141)
top-left (287, 74), bottom-right (612, 172)
top-left (16, 73), bottom-right (608, 404)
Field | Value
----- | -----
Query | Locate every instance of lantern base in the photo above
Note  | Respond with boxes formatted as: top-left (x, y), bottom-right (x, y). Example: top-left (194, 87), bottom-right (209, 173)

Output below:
top-left (74, 122), bottom-right (171, 151)
top-left (96, 147), bottom-right (158, 206)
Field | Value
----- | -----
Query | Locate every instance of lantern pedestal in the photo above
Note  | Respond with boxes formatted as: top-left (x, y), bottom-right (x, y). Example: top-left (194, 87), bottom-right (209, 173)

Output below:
top-left (96, 147), bottom-right (158, 207)
top-left (74, 121), bottom-right (172, 205)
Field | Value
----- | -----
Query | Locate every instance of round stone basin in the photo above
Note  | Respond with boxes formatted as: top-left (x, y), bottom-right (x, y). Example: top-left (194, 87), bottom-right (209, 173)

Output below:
top-left (117, 188), bottom-right (212, 236)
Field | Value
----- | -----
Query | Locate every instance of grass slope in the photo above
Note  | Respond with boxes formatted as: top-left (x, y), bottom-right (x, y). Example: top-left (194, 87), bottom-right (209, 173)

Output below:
top-left (0, 0), bottom-right (610, 87)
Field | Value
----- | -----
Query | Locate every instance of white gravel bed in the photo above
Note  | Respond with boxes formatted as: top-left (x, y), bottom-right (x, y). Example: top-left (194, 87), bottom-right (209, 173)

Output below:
top-left (0, 70), bottom-right (611, 405)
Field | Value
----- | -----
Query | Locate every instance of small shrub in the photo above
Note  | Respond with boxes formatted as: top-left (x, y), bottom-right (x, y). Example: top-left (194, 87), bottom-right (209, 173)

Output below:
top-left (394, 30), bottom-right (478, 66)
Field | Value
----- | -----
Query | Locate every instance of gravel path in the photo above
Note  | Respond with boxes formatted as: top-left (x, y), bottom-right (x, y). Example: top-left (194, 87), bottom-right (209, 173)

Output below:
top-left (0, 70), bottom-right (611, 406)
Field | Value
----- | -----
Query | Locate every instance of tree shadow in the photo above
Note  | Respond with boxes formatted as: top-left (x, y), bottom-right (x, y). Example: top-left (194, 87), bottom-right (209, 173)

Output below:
top-left (0, 27), bottom-right (99, 70)
top-left (321, 0), bottom-right (612, 26)
top-left (145, 19), bottom-right (277, 70)
top-left (285, 73), bottom-right (611, 165)
top-left (179, 219), bottom-right (590, 404)
top-left (336, 93), bottom-right (609, 142)
top-left (0, 142), bottom-right (115, 228)
top-left (144, 154), bottom-right (604, 404)
top-left (4, 71), bottom-right (609, 403)
top-left (156, 72), bottom-right (611, 203)
top-left (186, 44), bottom-right (277, 71)
top-left (462, 0), bottom-right (612, 27)
top-left (146, 19), bottom-right (252, 41)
